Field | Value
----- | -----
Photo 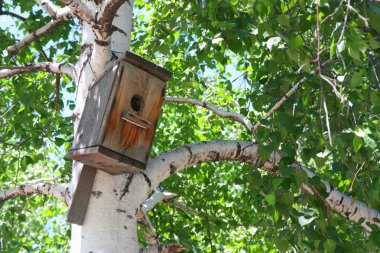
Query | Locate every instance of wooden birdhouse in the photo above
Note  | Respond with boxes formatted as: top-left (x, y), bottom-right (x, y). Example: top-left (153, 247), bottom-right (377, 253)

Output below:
top-left (67, 52), bottom-right (171, 175)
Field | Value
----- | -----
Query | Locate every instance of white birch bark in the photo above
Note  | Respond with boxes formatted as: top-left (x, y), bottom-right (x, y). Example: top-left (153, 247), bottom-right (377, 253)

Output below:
top-left (70, 1), bottom-right (136, 252)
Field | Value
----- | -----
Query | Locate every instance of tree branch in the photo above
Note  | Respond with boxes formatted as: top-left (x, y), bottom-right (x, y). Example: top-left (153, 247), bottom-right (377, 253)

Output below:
top-left (57, 0), bottom-right (95, 25)
top-left (140, 244), bottom-right (188, 253)
top-left (146, 141), bottom-right (380, 231)
top-left (136, 209), bottom-right (159, 245)
top-left (0, 10), bottom-right (26, 21)
top-left (0, 183), bottom-right (69, 204)
top-left (35, 0), bottom-right (71, 18)
top-left (164, 97), bottom-right (255, 134)
top-left (252, 77), bottom-right (306, 132)
top-left (295, 164), bottom-right (379, 232)
top-left (142, 189), bottom-right (178, 213)
top-left (97, 0), bottom-right (128, 39)
top-left (0, 62), bottom-right (76, 80)
top-left (6, 8), bottom-right (72, 54)
top-left (146, 141), bottom-right (279, 193)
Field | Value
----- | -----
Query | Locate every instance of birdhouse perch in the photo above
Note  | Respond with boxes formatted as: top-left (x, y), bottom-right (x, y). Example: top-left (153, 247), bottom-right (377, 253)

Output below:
top-left (67, 52), bottom-right (171, 175)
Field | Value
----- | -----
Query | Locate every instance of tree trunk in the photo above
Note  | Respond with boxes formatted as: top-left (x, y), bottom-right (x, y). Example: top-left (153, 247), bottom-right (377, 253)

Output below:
top-left (70, 1), bottom-right (140, 252)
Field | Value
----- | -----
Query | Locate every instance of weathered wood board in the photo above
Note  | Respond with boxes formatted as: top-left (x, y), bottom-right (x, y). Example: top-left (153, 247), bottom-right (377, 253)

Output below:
top-left (66, 166), bottom-right (97, 225)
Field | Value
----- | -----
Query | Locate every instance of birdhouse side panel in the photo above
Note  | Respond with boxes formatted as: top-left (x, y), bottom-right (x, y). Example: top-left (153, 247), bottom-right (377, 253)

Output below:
top-left (101, 62), bottom-right (166, 165)
top-left (71, 65), bottom-right (120, 151)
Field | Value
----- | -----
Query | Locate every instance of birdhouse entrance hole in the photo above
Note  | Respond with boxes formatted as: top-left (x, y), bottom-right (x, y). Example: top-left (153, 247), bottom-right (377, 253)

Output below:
top-left (131, 95), bottom-right (143, 112)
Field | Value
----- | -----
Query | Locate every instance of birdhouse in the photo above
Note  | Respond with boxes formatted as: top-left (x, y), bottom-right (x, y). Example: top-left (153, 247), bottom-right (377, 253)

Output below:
top-left (67, 52), bottom-right (171, 175)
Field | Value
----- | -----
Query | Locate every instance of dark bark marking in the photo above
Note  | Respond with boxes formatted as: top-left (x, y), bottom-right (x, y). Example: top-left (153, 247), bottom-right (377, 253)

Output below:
top-left (124, 226), bottom-right (128, 230)
top-left (116, 209), bottom-right (126, 213)
top-left (111, 25), bottom-right (127, 36)
top-left (208, 150), bottom-right (220, 161)
top-left (353, 207), bottom-right (358, 215)
top-left (184, 145), bottom-right (193, 165)
top-left (235, 142), bottom-right (241, 158)
top-left (339, 196), bottom-right (344, 205)
top-left (329, 184), bottom-right (334, 192)
top-left (345, 211), bottom-right (350, 218)
top-left (142, 172), bottom-right (151, 188)
top-left (127, 215), bottom-right (133, 219)
top-left (162, 158), bottom-right (165, 162)
top-left (94, 39), bottom-right (109, 46)
top-left (249, 155), bottom-right (261, 168)
top-left (120, 174), bottom-right (134, 200)
top-left (91, 191), bottom-right (102, 199)
top-left (184, 145), bottom-right (193, 157)
top-left (170, 163), bottom-right (177, 174)
top-left (241, 143), bottom-right (256, 151)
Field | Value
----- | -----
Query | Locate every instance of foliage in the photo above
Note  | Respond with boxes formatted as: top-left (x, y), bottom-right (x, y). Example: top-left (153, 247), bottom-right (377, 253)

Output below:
top-left (0, 0), bottom-right (379, 252)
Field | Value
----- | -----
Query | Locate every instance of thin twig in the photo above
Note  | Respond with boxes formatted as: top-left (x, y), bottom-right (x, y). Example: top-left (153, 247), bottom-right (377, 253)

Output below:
top-left (322, 93), bottom-right (333, 147)
top-left (252, 77), bottom-right (307, 132)
top-left (165, 201), bottom-right (200, 216)
top-left (0, 10), bottom-right (26, 21)
top-left (336, 0), bottom-right (350, 70)
top-left (368, 52), bottom-right (380, 91)
top-left (55, 74), bottom-right (60, 112)
top-left (320, 74), bottom-right (352, 106)
top-left (165, 97), bottom-right (255, 134)
top-left (321, 0), bottom-right (344, 24)
top-left (232, 71), bottom-right (247, 83)
top-left (349, 161), bottom-right (366, 192)
top-left (347, 3), bottom-right (368, 27)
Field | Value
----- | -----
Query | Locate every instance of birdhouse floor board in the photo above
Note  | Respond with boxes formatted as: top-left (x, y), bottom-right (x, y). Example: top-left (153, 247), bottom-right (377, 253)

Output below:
top-left (67, 146), bottom-right (144, 175)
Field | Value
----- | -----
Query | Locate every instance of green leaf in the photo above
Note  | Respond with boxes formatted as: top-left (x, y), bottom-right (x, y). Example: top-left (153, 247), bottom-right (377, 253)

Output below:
top-left (323, 239), bottom-right (337, 252)
top-left (265, 192), bottom-right (276, 205)
top-left (363, 135), bottom-right (377, 149)
top-left (290, 35), bottom-right (303, 48)
top-left (330, 38), bottom-right (335, 58)
top-left (277, 14), bottom-right (289, 27)
top-left (353, 136), bottom-right (363, 152)
top-left (276, 192), bottom-right (294, 207)
top-left (279, 164), bottom-right (295, 178)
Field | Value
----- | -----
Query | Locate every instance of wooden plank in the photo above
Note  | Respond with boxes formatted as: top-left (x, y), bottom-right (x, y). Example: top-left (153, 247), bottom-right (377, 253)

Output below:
top-left (95, 64), bottom-right (124, 145)
top-left (66, 166), bottom-right (97, 225)
top-left (71, 64), bottom-right (119, 150)
top-left (67, 146), bottom-right (144, 174)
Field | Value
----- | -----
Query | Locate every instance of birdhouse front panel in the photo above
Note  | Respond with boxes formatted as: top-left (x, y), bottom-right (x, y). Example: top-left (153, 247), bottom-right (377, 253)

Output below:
top-left (102, 62), bottom-right (166, 164)
top-left (67, 52), bottom-right (171, 175)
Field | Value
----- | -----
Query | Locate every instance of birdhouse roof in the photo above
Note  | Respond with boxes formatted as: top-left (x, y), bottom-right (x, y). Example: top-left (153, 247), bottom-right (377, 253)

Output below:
top-left (120, 52), bottom-right (172, 82)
